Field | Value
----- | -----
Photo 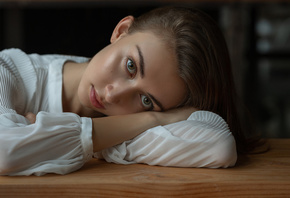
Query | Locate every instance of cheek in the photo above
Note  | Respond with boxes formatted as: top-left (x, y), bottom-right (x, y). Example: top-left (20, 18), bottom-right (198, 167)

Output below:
top-left (96, 53), bottom-right (123, 78)
top-left (156, 79), bottom-right (187, 109)
top-left (88, 58), bottom-right (114, 83)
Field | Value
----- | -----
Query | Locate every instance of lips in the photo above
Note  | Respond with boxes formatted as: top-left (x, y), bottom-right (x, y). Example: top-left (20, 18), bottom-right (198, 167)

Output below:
top-left (90, 86), bottom-right (105, 109)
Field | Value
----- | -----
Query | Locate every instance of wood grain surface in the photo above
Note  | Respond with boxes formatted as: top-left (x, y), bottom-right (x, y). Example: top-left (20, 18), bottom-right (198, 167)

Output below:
top-left (0, 139), bottom-right (289, 197)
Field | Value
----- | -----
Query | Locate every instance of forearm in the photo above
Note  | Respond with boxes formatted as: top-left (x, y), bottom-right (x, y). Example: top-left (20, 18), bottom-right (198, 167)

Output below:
top-left (92, 112), bottom-right (158, 152)
top-left (99, 111), bottom-right (237, 168)
top-left (92, 107), bottom-right (197, 152)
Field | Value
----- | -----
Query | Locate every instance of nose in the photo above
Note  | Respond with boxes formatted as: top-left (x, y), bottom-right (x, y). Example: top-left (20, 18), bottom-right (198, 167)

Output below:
top-left (104, 83), bottom-right (133, 104)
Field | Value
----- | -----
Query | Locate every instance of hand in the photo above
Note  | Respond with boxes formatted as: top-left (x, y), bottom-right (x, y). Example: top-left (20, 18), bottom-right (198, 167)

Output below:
top-left (25, 112), bottom-right (36, 124)
top-left (155, 107), bottom-right (198, 126)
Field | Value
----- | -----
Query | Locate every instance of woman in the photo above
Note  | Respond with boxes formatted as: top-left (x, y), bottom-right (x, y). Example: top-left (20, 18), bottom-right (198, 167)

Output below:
top-left (0, 6), bottom-right (243, 176)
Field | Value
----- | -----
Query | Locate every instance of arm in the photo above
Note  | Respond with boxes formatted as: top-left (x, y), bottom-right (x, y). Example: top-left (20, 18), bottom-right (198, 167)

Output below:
top-left (96, 111), bottom-right (237, 168)
top-left (11, 108), bottom-right (194, 176)
top-left (0, 111), bottom-right (93, 176)
top-left (25, 107), bottom-right (196, 153)
top-left (26, 107), bottom-right (197, 153)
top-left (92, 108), bottom-right (196, 152)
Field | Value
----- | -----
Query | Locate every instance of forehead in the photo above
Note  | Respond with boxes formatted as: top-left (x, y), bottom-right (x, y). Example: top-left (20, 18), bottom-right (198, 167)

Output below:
top-left (127, 32), bottom-right (187, 110)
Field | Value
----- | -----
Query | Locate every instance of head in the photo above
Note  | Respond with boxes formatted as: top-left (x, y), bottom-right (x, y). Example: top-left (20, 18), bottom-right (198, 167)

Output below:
top-left (128, 7), bottom-right (245, 152)
top-left (78, 11), bottom-right (187, 117)
top-left (79, 6), bottom-right (246, 152)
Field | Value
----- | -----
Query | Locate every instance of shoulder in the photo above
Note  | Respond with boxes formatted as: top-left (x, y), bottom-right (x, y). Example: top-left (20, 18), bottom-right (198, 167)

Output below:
top-left (0, 48), bottom-right (28, 63)
top-left (0, 48), bottom-right (27, 79)
top-left (0, 48), bottom-right (36, 76)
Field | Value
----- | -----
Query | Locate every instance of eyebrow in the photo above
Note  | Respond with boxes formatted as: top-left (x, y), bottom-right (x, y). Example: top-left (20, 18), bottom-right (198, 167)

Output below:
top-left (136, 45), bottom-right (165, 112)
top-left (136, 45), bottom-right (145, 78)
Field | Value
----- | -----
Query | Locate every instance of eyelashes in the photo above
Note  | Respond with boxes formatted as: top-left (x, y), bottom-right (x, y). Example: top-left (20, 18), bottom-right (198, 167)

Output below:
top-left (126, 58), bottom-right (137, 78)
top-left (141, 95), bottom-right (153, 110)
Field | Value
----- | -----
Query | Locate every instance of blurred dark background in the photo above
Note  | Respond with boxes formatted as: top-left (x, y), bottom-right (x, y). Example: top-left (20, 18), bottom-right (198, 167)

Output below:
top-left (0, 0), bottom-right (289, 138)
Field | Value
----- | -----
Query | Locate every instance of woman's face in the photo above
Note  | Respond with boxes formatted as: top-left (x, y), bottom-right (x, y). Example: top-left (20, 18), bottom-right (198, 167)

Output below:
top-left (78, 31), bottom-right (186, 116)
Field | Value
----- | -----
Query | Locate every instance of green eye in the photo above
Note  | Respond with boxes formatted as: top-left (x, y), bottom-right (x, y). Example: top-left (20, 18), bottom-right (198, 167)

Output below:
top-left (127, 59), bottom-right (136, 75)
top-left (141, 95), bottom-right (153, 109)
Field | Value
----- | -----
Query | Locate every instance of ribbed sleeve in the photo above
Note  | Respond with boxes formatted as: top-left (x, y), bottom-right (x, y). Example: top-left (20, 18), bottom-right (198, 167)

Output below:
top-left (6, 49), bottom-right (37, 100)
top-left (0, 51), bottom-right (21, 114)
top-left (95, 111), bottom-right (237, 168)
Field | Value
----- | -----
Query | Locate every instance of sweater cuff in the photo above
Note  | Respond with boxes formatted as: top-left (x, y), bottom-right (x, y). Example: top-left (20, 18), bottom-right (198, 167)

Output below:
top-left (81, 117), bottom-right (94, 163)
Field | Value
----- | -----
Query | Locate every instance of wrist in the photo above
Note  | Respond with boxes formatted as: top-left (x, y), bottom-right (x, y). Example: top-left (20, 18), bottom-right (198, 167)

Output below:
top-left (150, 111), bottom-right (172, 126)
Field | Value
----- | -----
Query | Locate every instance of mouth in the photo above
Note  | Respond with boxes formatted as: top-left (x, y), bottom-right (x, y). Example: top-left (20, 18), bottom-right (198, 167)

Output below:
top-left (90, 86), bottom-right (105, 109)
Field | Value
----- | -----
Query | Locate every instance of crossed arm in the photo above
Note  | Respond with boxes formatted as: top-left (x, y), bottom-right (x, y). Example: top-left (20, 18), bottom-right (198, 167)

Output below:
top-left (5, 107), bottom-right (235, 176)
top-left (25, 108), bottom-right (197, 152)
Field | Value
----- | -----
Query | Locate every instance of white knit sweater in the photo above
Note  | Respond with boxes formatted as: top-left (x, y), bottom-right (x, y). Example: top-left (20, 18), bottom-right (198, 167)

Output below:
top-left (0, 49), bottom-right (237, 176)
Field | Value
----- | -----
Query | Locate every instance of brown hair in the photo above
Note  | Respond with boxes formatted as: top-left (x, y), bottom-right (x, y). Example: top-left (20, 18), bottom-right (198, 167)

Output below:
top-left (128, 6), bottom-right (255, 154)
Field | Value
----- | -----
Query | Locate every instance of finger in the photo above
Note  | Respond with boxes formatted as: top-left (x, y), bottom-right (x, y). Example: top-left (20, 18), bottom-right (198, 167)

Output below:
top-left (25, 112), bottom-right (37, 124)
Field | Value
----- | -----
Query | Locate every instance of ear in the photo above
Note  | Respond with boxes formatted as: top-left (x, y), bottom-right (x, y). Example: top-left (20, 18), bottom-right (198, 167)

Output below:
top-left (110, 16), bottom-right (134, 43)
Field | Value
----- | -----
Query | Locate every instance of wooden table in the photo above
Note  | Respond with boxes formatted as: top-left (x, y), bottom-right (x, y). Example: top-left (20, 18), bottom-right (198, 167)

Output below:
top-left (0, 138), bottom-right (289, 197)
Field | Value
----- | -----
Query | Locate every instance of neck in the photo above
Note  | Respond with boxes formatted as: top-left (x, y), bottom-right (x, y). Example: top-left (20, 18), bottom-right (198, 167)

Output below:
top-left (62, 61), bottom-right (87, 116)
